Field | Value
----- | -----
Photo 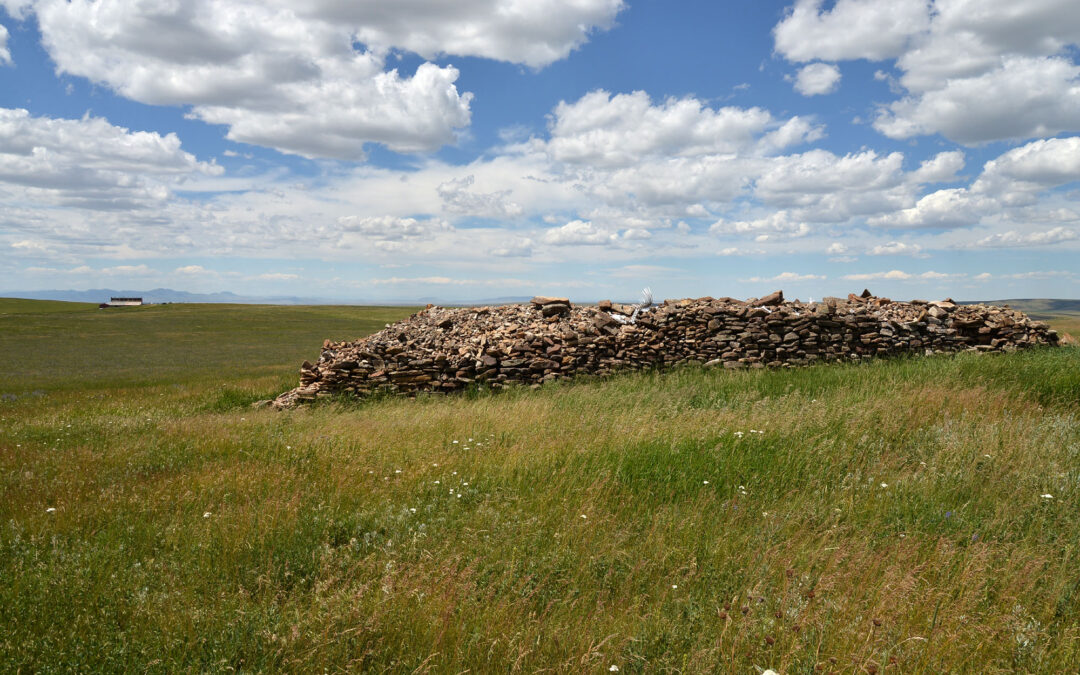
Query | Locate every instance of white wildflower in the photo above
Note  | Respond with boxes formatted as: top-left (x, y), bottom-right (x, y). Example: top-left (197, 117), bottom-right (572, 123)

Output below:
top-left (880, 482), bottom-right (888, 488)
top-left (609, 666), bottom-right (619, 672)
top-left (703, 480), bottom-right (709, 485)
top-left (203, 512), bottom-right (211, 518)
top-left (45, 507), bottom-right (56, 513)
top-left (580, 514), bottom-right (587, 519)
top-left (671, 584), bottom-right (678, 589)
top-left (409, 508), bottom-right (416, 513)
top-left (1042, 493), bottom-right (1054, 499)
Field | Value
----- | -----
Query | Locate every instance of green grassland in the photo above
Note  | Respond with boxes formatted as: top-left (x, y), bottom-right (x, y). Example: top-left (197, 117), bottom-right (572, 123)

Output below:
top-left (2, 299), bottom-right (1080, 673)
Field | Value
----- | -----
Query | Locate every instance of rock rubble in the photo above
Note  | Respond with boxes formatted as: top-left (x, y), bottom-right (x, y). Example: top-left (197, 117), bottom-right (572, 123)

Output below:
top-left (269, 291), bottom-right (1059, 408)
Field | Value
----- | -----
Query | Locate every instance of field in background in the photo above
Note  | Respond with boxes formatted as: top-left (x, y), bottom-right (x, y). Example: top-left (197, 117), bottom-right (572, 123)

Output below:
top-left (2, 299), bottom-right (1080, 672)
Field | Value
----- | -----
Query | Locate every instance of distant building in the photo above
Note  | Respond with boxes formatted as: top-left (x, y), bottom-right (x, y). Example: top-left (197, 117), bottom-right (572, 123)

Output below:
top-left (102, 297), bottom-right (143, 307)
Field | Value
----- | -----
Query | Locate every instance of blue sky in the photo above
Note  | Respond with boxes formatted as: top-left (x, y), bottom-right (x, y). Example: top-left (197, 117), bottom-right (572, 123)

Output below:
top-left (1, 0), bottom-right (1079, 302)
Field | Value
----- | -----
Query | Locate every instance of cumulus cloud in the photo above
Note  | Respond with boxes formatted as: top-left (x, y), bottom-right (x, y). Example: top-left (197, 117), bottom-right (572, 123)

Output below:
top-left (546, 90), bottom-right (777, 167)
top-left (775, 0), bottom-right (1080, 144)
top-left (774, 0), bottom-right (930, 62)
top-left (437, 175), bottom-right (523, 218)
top-left (0, 23), bottom-right (11, 65)
top-left (875, 56), bottom-right (1080, 143)
top-left (842, 269), bottom-right (960, 281)
top-left (0, 107), bottom-right (220, 210)
top-left (542, 219), bottom-right (617, 246)
top-left (710, 212), bottom-right (810, 238)
top-left (175, 264), bottom-right (210, 275)
top-left (741, 271), bottom-right (826, 283)
top-left (326, 0), bottom-right (625, 68)
top-left (867, 241), bottom-right (923, 256)
top-left (869, 188), bottom-right (990, 228)
top-left (5, 0), bottom-right (623, 160)
top-left (976, 136), bottom-right (1080, 189)
top-left (912, 151), bottom-right (966, 183)
top-left (975, 227), bottom-right (1078, 248)
top-left (337, 215), bottom-right (452, 242)
top-left (792, 62), bottom-right (842, 96)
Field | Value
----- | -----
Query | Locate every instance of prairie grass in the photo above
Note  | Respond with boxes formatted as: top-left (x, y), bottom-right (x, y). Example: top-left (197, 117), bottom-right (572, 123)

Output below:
top-left (2, 300), bottom-right (1080, 672)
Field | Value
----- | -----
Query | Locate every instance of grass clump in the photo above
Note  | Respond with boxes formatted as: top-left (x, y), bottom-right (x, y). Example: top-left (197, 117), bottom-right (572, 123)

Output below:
top-left (1, 300), bottom-right (1080, 672)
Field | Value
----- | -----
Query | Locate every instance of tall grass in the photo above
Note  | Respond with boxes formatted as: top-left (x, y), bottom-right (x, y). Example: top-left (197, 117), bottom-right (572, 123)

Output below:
top-left (1, 301), bottom-right (1079, 672)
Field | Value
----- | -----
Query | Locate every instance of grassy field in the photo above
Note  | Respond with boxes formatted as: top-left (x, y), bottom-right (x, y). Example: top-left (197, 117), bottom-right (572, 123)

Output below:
top-left (2, 299), bottom-right (1080, 673)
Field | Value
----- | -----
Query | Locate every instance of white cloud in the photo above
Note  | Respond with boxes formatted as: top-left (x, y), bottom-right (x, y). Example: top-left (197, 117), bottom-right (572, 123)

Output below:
top-left (975, 227), bottom-right (1078, 248)
top-left (774, 0), bottom-right (930, 62)
top-left (367, 276), bottom-right (537, 287)
top-left (869, 188), bottom-right (990, 229)
top-left (741, 271), bottom-right (826, 283)
top-left (3, 0), bottom-right (624, 160)
top-left (0, 23), bottom-right (11, 65)
top-left (542, 219), bottom-right (617, 246)
top-left (27, 263), bottom-right (155, 276)
top-left (175, 264), bottom-right (210, 275)
top-left (826, 242), bottom-right (849, 255)
top-left (753, 149), bottom-right (912, 221)
top-left (546, 90), bottom-right (777, 167)
top-left (489, 238), bottom-right (533, 258)
top-left (843, 269), bottom-right (913, 281)
top-left (0, 107), bottom-right (220, 210)
top-left (842, 269), bottom-right (963, 281)
top-left (912, 151), bottom-right (966, 183)
top-left (876, 56), bottom-right (1080, 143)
top-left (437, 175), bottom-right (523, 218)
top-left (336, 215), bottom-right (452, 242)
top-left (977, 136), bottom-right (1080, 188)
top-left (251, 272), bottom-right (299, 281)
top-left (792, 62), bottom-right (842, 96)
top-left (867, 241), bottom-right (924, 256)
top-left (775, 1), bottom-right (1080, 145)
top-left (312, 0), bottom-right (625, 69)
top-left (710, 212), bottom-right (810, 238)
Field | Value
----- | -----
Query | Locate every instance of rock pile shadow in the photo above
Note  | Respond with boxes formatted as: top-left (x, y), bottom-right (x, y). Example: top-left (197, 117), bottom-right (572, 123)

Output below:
top-left (269, 290), bottom-right (1060, 408)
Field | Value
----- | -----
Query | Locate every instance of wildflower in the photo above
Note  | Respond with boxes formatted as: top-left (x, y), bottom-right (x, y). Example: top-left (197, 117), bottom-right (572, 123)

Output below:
top-left (1041, 493), bottom-right (1053, 499)
top-left (880, 482), bottom-right (888, 488)
top-left (452, 440), bottom-right (459, 444)
top-left (609, 666), bottom-right (619, 672)
top-left (409, 508), bottom-right (416, 513)
top-left (395, 469), bottom-right (401, 474)
top-left (434, 480), bottom-right (440, 484)
top-left (45, 507), bottom-right (56, 513)
top-left (671, 584), bottom-right (678, 589)
top-left (580, 514), bottom-right (587, 519)
top-left (286, 445), bottom-right (291, 449)
top-left (457, 494), bottom-right (462, 498)
top-left (703, 480), bottom-right (709, 485)
top-left (468, 438), bottom-right (474, 442)
top-left (203, 512), bottom-right (211, 518)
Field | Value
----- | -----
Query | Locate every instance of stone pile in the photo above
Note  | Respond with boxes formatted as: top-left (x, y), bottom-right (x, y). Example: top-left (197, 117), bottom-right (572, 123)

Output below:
top-left (269, 290), bottom-right (1059, 408)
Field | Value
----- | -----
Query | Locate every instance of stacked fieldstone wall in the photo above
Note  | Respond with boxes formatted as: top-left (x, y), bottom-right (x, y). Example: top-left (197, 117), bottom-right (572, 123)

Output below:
top-left (269, 290), bottom-right (1059, 408)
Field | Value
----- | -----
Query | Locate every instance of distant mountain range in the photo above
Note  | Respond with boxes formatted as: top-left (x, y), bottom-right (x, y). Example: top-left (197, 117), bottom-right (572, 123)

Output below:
top-left (0, 288), bottom-right (332, 305)
top-left (0, 288), bottom-right (538, 306)
top-left (960, 298), bottom-right (1080, 318)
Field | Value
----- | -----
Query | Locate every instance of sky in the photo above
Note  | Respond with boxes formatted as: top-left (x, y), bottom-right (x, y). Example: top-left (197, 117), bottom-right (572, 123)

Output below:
top-left (1, 0), bottom-right (1079, 303)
